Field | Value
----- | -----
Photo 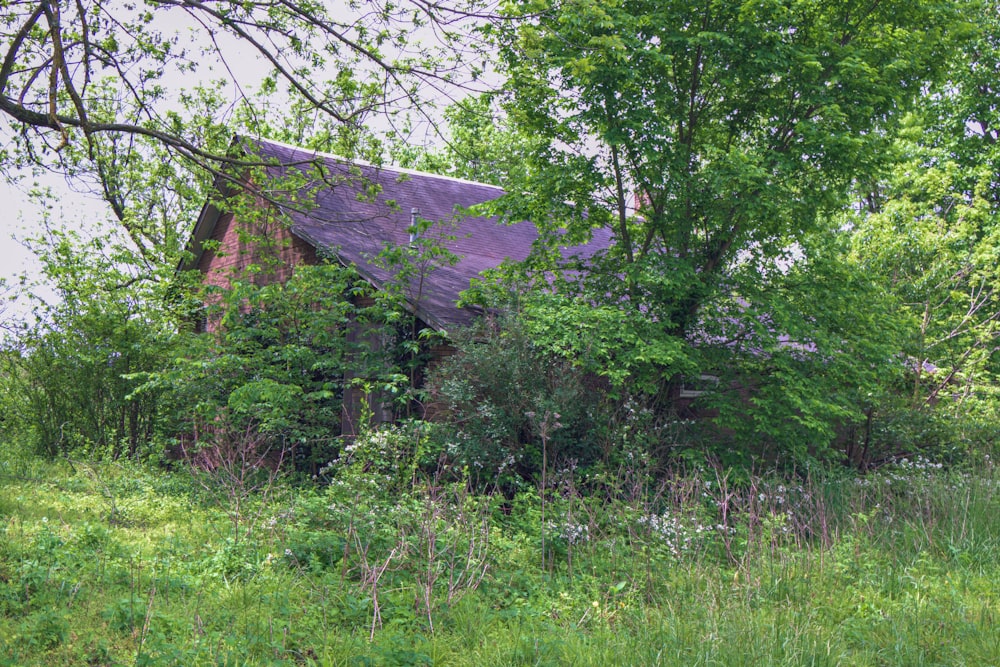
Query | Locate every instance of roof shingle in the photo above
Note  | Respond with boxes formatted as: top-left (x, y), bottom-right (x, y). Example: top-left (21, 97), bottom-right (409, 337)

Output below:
top-left (186, 136), bottom-right (611, 330)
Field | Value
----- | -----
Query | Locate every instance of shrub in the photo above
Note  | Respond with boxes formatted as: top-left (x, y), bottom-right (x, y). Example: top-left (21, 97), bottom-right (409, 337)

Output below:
top-left (144, 263), bottom-right (411, 475)
top-left (425, 316), bottom-right (614, 488)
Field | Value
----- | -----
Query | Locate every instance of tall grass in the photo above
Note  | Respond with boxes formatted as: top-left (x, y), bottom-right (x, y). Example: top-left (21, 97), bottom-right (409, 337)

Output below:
top-left (0, 451), bottom-right (997, 666)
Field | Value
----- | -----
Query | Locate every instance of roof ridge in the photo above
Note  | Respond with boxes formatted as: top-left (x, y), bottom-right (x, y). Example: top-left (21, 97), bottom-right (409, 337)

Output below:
top-left (239, 134), bottom-right (506, 192)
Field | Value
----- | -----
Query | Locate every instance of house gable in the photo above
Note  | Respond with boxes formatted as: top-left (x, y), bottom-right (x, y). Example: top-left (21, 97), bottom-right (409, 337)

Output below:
top-left (193, 210), bottom-right (320, 292)
top-left (182, 136), bottom-right (612, 332)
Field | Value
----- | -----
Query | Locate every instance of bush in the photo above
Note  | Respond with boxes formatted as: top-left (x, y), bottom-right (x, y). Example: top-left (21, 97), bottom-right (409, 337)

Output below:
top-left (851, 400), bottom-right (1000, 468)
top-left (0, 230), bottom-right (174, 461)
top-left (145, 263), bottom-right (410, 475)
top-left (426, 316), bottom-right (613, 488)
top-left (324, 420), bottom-right (445, 494)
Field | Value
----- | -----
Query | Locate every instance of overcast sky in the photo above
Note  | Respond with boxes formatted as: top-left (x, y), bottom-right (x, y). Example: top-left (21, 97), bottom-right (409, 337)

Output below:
top-left (1, 179), bottom-right (59, 288)
top-left (0, 8), bottom-right (266, 326)
top-left (0, 182), bottom-right (36, 281)
top-left (0, 174), bottom-right (105, 331)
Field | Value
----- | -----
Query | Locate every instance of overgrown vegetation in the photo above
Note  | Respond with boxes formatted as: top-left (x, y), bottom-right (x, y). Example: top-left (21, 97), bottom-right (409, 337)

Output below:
top-left (4, 0), bottom-right (999, 472)
top-left (0, 442), bottom-right (997, 666)
top-left (145, 262), bottom-right (410, 475)
top-left (3, 0), bottom-right (1000, 662)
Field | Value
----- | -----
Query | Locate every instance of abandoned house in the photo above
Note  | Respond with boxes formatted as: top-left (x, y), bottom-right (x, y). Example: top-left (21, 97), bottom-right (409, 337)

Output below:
top-left (180, 136), bottom-right (612, 433)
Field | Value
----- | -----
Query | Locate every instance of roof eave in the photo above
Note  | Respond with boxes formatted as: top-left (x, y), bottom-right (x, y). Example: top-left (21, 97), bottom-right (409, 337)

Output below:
top-left (177, 200), bottom-right (223, 274)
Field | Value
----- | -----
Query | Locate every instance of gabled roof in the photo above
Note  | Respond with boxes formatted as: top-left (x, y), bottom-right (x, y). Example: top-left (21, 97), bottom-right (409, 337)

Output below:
top-left (183, 136), bottom-right (611, 331)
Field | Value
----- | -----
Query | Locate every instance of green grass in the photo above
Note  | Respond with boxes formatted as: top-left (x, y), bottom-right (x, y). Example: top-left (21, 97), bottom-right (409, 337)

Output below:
top-left (0, 454), bottom-right (998, 666)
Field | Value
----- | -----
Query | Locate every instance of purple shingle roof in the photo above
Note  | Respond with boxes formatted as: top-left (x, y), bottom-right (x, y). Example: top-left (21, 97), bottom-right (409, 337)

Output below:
top-left (185, 137), bottom-right (612, 331)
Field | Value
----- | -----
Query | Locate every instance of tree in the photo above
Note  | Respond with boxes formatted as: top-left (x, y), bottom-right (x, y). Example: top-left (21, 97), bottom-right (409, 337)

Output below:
top-left (700, 227), bottom-right (908, 466)
top-left (918, 1), bottom-right (1000, 209)
top-left (141, 262), bottom-right (418, 474)
top-left (851, 123), bottom-right (1000, 409)
top-left (1, 0), bottom-right (498, 258)
top-left (426, 314), bottom-right (612, 487)
top-left (0, 223), bottom-right (176, 459)
top-left (491, 0), bottom-right (963, 337)
top-left (842, 5), bottom-right (1000, 460)
top-left (470, 0), bottom-right (968, 463)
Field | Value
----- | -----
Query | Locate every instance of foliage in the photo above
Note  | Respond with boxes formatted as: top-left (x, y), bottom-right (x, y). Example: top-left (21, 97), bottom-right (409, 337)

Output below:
top-left (426, 316), bottom-right (615, 487)
top-left (1, 447), bottom-right (998, 666)
top-left (142, 262), bottom-right (411, 474)
top-left (850, 119), bottom-right (1000, 412)
top-left (465, 250), bottom-right (908, 467)
top-left (842, 4), bottom-right (1000, 462)
top-left (325, 420), bottom-right (447, 496)
top-left (689, 232), bottom-right (909, 466)
top-left (492, 0), bottom-right (964, 336)
top-left (0, 0), bottom-right (496, 220)
top-left (0, 225), bottom-right (175, 459)
top-left (517, 291), bottom-right (696, 394)
top-left (449, 0), bottom-right (971, 466)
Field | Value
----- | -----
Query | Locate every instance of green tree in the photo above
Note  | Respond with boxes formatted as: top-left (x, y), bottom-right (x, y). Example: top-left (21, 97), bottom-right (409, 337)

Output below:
top-left (0, 225), bottom-right (176, 459)
top-left (851, 123), bottom-right (1000, 410)
top-left (844, 7), bottom-right (1000, 460)
top-left (472, 0), bottom-right (968, 463)
top-left (426, 314), bottom-right (612, 488)
top-left (493, 0), bottom-right (963, 336)
top-left (143, 262), bottom-right (416, 474)
top-left (0, 0), bottom-right (501, 267)
top-left (919, 2), bottom-right (1000, 209)
top-left (700, 228), bottom-right (908, 466)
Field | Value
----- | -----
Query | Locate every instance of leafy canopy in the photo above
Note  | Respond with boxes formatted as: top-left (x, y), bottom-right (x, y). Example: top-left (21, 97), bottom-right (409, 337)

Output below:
top-left (493, 0), bottom-right (966, 335)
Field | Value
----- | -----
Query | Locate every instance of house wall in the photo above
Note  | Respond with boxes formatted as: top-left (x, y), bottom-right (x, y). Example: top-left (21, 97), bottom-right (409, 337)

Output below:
top-left (196, 211), bottom-right (318, 331)
top-left (195, 210), bottom-right (459, 436)
top-left (420, 344), bottom-right (458, 422)
top-left (196, 211), bottom-right (319, 288)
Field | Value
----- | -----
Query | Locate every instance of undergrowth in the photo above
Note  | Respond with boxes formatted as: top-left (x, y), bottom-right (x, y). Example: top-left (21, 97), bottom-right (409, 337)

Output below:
top-left (0, 448), bottom-right (997, 666)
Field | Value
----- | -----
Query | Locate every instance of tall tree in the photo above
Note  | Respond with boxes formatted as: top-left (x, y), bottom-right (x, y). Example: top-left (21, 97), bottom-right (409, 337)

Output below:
top-left (468, 0), bottom-right (970, 463)
top-left (850, 2), bottom-right (1000, 420)
top-left (492, 0), bottom-right (965, 338)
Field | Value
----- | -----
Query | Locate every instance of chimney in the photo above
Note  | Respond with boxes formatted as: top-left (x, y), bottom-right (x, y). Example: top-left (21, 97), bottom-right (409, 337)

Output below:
top-left (409, 207), bottom-right (420, 244)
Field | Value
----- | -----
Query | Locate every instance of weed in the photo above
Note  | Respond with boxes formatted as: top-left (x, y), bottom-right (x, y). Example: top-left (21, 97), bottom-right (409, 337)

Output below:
top-left (0, 454), bottom-right (997, 665)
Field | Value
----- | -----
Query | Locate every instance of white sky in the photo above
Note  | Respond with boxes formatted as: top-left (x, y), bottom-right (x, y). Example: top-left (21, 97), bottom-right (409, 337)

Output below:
top-left (0, 9), bottom-right (287, 327)
top-left (0, 174), bottom-right (109, 331)
top-left (0, 177), bottom-right (81, 285)
top-left (0, 182), bottom-right (38, 282)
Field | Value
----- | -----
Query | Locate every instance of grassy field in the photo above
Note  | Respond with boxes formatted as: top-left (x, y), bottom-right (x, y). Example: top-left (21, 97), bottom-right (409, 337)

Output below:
top-left (0, 451), bottom-right (997, 666)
